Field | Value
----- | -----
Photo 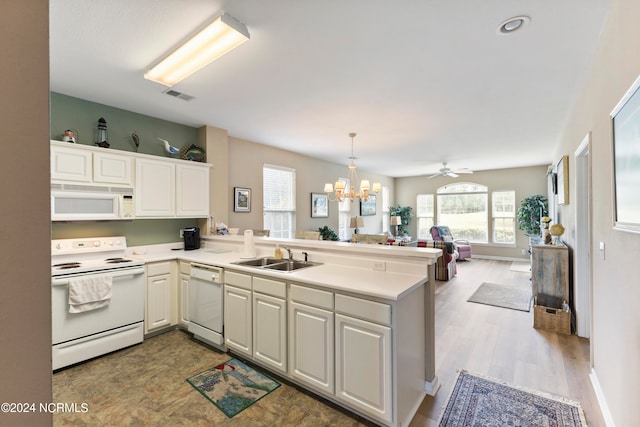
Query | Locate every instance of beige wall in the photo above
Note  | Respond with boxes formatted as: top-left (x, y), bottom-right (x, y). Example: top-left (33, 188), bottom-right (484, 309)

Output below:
top-left (0, 1), bottom-right (52, 425)
top-left (554, 0), bottom-right (640, 424)
top-left (396, 165), bottom-right (549, 260)
top-left (227, 136), bottom-right (395, 236)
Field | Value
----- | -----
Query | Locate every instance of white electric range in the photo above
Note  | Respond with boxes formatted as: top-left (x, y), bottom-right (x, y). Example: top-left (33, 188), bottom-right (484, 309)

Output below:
top-left (51, 236), bottom-right (145, 370)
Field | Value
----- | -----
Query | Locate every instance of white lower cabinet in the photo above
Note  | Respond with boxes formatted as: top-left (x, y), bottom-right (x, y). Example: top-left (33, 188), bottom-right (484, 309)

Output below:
top-left (288, 285), bottom-right (335, 395)
top-left (145, 262), bottom-right (173, 333)
top-left (335, 313), bottom-right (392, 424)
top-left (253, 292), bottom-right (287, 374)
top-left (224, 284), bottom-right (252, 357)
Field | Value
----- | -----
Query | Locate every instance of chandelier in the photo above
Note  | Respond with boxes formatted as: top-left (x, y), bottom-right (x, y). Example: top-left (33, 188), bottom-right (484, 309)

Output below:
top-left (324, 133), bottom-right (381, 202)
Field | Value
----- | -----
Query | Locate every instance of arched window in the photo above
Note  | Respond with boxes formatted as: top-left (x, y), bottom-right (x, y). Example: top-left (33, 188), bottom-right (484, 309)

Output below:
top-left (437, 183), bottom-right (488, 243)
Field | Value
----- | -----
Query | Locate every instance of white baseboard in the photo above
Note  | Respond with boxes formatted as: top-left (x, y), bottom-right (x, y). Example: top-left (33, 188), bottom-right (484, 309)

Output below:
top-left (424, 376), bottom-right (441, 396)
top-left (590, 368), bottom-right (616, 426)
top-left (469, 255), bottom-right (529, 263)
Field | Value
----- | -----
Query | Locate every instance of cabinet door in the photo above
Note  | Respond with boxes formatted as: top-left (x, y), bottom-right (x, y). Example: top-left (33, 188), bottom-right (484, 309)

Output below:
top-left (135, 158), bottom-right (175, 217)
top-left (51, 145), bottom-right (92, 182)
top-left (253, 292), bottom-right (287, 374)
top-left (146, 273), bottom-right (171, 332)
top-left (224, 285), bottom-right (252, 357)
top-left (176, 163), bottom-right (209, 217)
top-left (289, 301), bottom-right (334, 394)
top-left (179, 273), bottom-right (190, 327)
top-left (335, 313), bottom-right (392, 424)
top-left (93, 151), bottom-right (132, 185)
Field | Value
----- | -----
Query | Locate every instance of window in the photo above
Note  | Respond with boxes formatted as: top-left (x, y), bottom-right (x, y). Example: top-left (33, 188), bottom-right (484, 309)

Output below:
top-left (263, 164), bottom-right (296, 238)
top-left (416, 194), bottom-right (434, 239)
top-left (492, 191), bottom-right (515, 244)
top-left (338, 178), bottom-right (350, 241)
top-left (382, 185), bottom-right (390, 234)
top-left (437, 183), bottom-right (488, 243)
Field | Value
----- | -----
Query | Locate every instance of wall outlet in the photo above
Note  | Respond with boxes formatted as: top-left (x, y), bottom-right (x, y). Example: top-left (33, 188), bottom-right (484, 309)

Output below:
top-left (373, 261), bottom-right (386, 271)
top-left (521, 248), bottom-right (527, 255)
top-left (179, 229), bottom-right (184, 238)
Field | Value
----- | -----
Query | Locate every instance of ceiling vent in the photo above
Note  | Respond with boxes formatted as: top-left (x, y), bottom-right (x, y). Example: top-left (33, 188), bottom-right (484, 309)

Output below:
top-left (163, 89), bottom-right (195, 101)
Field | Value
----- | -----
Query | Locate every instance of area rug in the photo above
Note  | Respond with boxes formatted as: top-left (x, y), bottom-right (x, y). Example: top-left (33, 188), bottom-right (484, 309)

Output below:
top-left (438, 370), bottom-right (587, 427)
top-left (467, 282), bottom-right (531, 312)
top-left (510, 261), bottom-right (531, 273)
top-left (186, 358), bottom-right (280, 418)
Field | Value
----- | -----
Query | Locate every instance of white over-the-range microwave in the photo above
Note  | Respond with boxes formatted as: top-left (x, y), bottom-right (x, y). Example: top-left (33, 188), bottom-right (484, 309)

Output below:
top-left (51, 183), bottom-right (135, 221)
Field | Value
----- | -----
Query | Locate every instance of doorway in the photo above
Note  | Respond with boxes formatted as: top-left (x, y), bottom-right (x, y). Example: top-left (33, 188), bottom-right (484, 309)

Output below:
top-left (574, 133), bottom-right (591, 338)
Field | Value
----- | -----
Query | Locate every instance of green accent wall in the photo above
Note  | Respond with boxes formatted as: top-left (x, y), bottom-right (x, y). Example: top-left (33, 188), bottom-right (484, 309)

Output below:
top-left (51, 92), bottom-right (198, 156)
top-left (50, 92), bottom-right (202, 245)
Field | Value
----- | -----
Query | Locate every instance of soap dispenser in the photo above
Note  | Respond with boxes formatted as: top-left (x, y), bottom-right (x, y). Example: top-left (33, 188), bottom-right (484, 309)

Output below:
top-left (274, 244), bottom-right (282, 259)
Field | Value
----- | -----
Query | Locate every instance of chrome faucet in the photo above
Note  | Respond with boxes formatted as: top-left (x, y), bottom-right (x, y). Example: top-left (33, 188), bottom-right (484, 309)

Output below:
top-left (283, 246), bottom-right (293, 260)
top-left (302, 251), bottom-right (309, 263)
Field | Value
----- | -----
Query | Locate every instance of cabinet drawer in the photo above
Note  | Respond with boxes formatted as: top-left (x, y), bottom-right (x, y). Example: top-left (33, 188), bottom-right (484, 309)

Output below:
top-left (290, 284), bottom-right (333, 310)
top-left (335, 294), bottom-right (391, 326)
top-left (147, 261), bottom-right (172, 276)
top-left (225, 270), bottom-right (252, 290)
top-left (254, 276), bottom-right (286, 298)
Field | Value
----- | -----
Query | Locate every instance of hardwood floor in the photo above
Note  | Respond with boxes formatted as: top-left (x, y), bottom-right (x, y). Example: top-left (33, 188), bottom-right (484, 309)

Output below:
top-left (53, 259), bottom-right (604, 426)
top-left (409, 258), bottom-right (605, 426)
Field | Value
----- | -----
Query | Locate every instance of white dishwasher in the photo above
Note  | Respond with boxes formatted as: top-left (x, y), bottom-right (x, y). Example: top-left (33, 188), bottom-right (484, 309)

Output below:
top-left (188, 263), bottom-right (225, 350)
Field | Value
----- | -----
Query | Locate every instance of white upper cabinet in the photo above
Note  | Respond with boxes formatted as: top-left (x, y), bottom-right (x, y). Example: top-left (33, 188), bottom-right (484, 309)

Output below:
top-left (135, 158), bottom-right (176, 217)
top-left (176, 163), bottom-right (210, 217)
top-left (51, 141), bottom-right (133, 186)
top-left (93, 151), bottom-right (133, 185)
top-left (51, 143), bottom-right (92, 183)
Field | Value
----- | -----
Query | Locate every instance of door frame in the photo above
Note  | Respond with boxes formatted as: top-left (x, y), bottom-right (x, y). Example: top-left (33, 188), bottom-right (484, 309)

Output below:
top-left (574, 133), bottom-right (592, 338)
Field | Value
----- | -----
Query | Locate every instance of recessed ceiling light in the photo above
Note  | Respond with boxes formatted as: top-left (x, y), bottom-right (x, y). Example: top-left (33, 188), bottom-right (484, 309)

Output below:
top-left (497, 16), bottom-right (530, 35)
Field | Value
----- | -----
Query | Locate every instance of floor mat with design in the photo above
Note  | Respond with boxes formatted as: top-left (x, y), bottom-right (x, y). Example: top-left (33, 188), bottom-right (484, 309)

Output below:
top-left (438, 370), bottom-right (587, 426)
top-left (186, 358), bottom-right (280, 418)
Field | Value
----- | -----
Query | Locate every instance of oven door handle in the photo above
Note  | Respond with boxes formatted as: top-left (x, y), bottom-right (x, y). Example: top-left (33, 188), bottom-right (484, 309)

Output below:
top-left (52, 267), bottom-right (145, 286)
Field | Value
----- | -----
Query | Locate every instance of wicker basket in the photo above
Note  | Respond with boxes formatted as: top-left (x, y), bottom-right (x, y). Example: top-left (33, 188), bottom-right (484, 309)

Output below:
top-left (533, 295), bottom-right (571, 335)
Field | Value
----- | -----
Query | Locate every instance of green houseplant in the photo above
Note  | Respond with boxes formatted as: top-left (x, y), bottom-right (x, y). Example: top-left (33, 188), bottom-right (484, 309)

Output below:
top-left (389, 205), bottom-right (413, 235)
top-left (517, 195), bottom-right (548, 236)
top-left (317, 225), bottom-right (339, 241)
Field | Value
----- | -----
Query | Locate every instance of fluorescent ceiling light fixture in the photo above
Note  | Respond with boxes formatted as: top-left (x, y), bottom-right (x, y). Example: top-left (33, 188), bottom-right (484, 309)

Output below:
top-left (144, 13), bottom-right (249, 87)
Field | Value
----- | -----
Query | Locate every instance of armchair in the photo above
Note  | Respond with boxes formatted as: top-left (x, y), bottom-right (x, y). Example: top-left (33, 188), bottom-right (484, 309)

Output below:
top-left (430, 226), bottom-right (472, 260)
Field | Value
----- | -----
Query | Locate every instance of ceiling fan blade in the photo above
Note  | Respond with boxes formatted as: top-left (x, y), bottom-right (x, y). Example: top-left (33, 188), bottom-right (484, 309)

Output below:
top-left (446, 172), bottom-right (459, 178)
top-left (456, 169), bottom-right (473, 174)
top-left (427, 173), bottom-right (441, 179)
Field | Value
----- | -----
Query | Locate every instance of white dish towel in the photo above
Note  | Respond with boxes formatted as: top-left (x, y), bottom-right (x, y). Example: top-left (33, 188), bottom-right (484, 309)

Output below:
top-left (68, 276), bottom-right (113, 313)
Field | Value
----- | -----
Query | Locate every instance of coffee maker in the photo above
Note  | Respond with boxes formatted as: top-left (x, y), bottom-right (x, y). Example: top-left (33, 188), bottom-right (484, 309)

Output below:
top-left (183, 227), bottom-right (201, 250)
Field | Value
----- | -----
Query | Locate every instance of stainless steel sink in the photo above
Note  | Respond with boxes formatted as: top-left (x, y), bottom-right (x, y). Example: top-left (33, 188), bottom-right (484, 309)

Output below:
top-left (232, 257), bottom-right (283, 267)
top-left (264, 260), bottom-right (321, 272)
top-left (231, 257), bottom-right (321, 272)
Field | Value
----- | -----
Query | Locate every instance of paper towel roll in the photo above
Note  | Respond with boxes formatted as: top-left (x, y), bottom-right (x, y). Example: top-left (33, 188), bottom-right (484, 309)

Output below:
top-left (241, 230), bottom-right (256, 258)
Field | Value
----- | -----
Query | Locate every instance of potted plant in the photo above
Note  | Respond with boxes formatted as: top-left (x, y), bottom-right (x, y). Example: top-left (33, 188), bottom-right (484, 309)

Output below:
top-left (389, 205), bottom-right (413, 235)
top-left (517, 195), bottom-right (548, 236)
top-left (317, 225), bottom-right (339, 241)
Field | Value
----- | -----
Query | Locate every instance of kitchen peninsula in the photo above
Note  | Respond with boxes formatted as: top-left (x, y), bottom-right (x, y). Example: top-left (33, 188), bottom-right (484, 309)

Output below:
top-left (130, 235), bottom-right (441, 427)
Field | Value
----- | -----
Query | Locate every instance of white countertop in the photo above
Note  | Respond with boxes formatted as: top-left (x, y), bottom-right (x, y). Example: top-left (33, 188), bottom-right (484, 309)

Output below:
top-left (127, 237), bottom-right (441, 301)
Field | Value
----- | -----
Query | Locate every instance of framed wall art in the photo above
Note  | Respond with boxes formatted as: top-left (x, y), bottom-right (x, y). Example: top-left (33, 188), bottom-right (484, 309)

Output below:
top-left (556, 155), bottom-right (569, 205)
top-left (234, 187), bottom-right (251, 212)
top-left (360, 194), bottom-right (376, 216)
top-left (611, 74), bottom-right (640, 233)
top-left (311, 193), bottom-right (328, 217)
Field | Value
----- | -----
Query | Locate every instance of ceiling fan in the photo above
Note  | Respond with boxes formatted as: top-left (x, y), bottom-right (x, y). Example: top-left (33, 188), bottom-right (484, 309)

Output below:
top-left (427, 162), bottom-right (474, 179)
